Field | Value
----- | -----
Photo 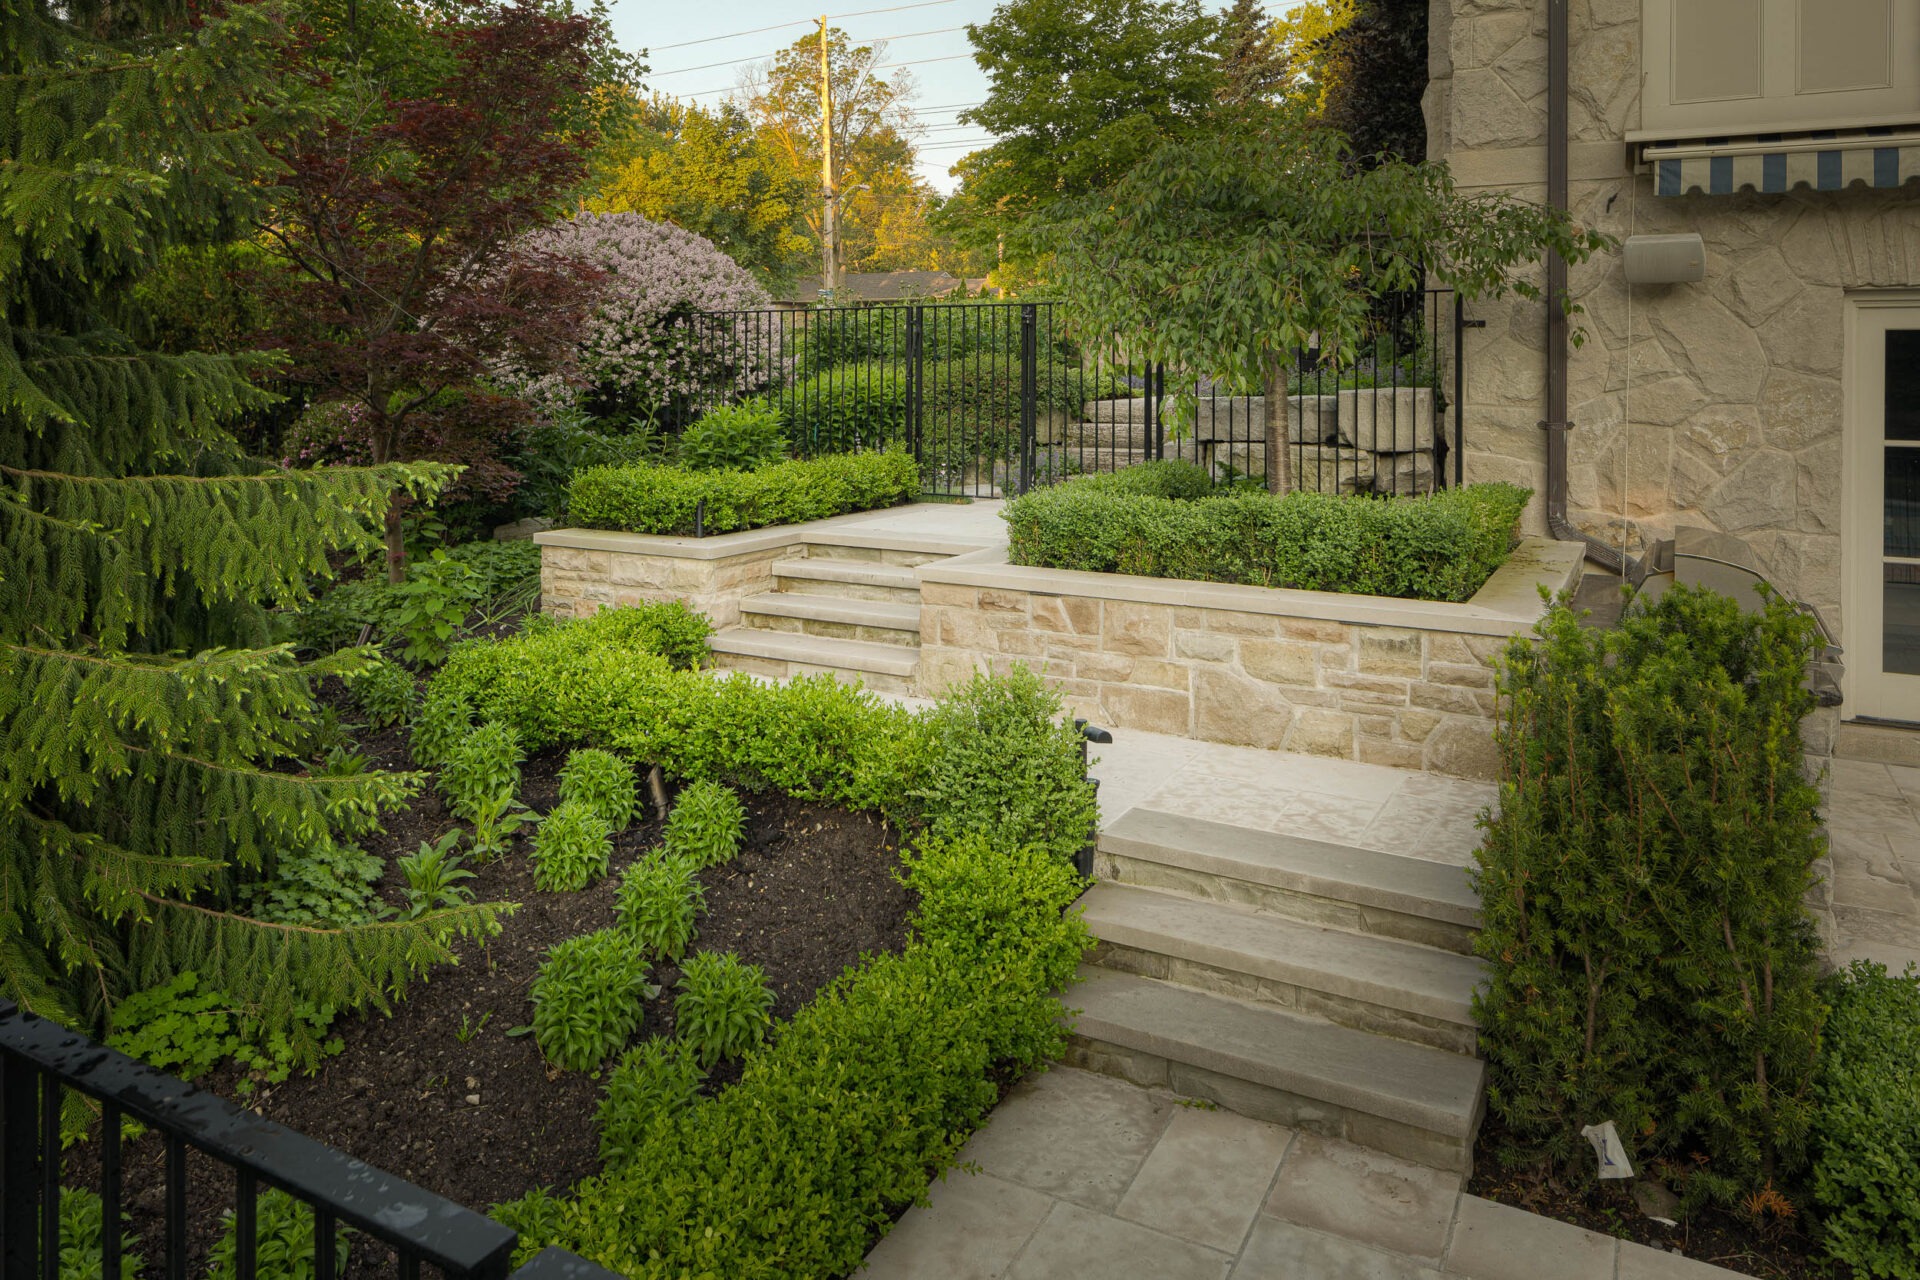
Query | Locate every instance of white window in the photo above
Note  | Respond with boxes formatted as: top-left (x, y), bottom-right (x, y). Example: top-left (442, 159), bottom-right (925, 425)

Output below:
top-left (1635, 0), bottom-right (1920, 140)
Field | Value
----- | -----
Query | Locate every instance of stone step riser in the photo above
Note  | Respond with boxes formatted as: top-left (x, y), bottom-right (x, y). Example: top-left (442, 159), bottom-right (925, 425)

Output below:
top-left (741, 612), bottom-right (919, 647)
top-left (1095, 851), bottom-right (1477, 957)
top-left (706, 650), bottom-right (916, 696)
top-left (801, 543), bottom-right (945, 568)
top-left (774, 576), bottom-right (923, 606)
top-left (1064, 1034), bottom-right (1473, 1175)
top-left (1086, 940), bottom-right (1477, 1055)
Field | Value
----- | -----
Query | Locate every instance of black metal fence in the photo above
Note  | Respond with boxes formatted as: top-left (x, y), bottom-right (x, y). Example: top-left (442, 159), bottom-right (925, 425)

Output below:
top-left (0, 1001), bottom-right (617, 1280)
top-left (667, 292), bottom-right (1466, 500)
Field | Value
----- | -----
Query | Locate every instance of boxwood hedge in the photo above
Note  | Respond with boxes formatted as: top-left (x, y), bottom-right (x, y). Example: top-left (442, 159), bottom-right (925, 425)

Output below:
top-left (434, 610), bottom-right (1098, 1277)
top-left (567, 449), bottom-right (918, 537)
top-left (1003, 467), bottom-right (1531, 603)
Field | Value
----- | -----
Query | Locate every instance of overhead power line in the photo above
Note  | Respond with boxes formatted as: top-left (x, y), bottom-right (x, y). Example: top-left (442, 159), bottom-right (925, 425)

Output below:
top-left (652, 26), bottom-right (969, 78)
top-left (675, 50), bottom-right (976, 99)
top-left (644, 0), bottom-right (961, 53)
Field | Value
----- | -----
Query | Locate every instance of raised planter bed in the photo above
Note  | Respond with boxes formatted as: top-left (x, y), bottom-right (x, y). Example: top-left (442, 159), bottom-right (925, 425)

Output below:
top-left (914, 537), bottom-right (1584, 780)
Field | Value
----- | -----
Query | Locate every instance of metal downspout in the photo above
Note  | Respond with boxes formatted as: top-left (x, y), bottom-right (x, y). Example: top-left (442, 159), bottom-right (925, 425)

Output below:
top-left (1544, 0), bottom-right (1634, 576)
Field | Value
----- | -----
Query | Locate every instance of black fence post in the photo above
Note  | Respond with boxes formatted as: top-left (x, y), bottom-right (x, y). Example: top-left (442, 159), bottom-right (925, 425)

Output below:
top-left (1453, 292), bottom-right (1467, 489)
top-left (1, 1045), bottom-right (37, 1280)
top-left (1018, 303), bottom-right (1038, 496)
top-left (906, 304), bottom-right (924, 468)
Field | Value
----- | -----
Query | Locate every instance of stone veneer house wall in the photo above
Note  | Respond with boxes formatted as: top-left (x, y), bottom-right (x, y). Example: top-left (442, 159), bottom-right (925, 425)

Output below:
top-left (1424, 0), bottom-right (1920, 730)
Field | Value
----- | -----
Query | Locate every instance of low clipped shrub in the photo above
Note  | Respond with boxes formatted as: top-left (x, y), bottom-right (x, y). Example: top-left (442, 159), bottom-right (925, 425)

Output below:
top-left (345, 656), bottom-right (416, 729)
top-left (531, 800), bottom-right (613, 893)
top-left (489, 1187), bottom-right (568, 1272)
top-left (615, 854), bottom-right (703, 960)
top-left (1074, 458), bottom-right (1216, 500)
top-left (559, 748), bottom-right (641, 833)
top-left (566, 449), bottom-right (918, 537)
top-left (1003, 479), bottom-right (1531, 602)
top-left (663, 780), bottom-right (745, 868)
top-left (530, 928), bottom-right (658, 1072)
top-left (597, 1040), bottom-right (706, 1169)
top-left (673, 951), bottom-right (774, 1067)
top-left (1813, 961), bottom-right (1920, 1278)
top-left (912, 664), bottom-right (1098, 868)
top-left (678, 400), bottom-right (789, 471)
top-left (436, 720), bottom-right (523, 822)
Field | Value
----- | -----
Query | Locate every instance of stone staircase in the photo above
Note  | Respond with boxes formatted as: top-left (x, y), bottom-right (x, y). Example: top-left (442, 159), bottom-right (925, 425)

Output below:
top-left (705, 538), bottom-right (941, 694)
top-left (1067, 807), bottom-right (1487, 1174)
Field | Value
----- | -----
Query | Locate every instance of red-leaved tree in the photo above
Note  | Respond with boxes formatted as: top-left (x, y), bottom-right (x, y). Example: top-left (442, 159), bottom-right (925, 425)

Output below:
top-left (259, 0), bottom-right (611, 578)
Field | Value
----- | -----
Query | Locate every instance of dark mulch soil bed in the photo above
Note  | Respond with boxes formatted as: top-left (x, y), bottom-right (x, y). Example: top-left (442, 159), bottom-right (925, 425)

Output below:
top-left (1469, 1117), bottom-right (1832, 1279)
top-left (64, 714), bottom-right (917, 1277)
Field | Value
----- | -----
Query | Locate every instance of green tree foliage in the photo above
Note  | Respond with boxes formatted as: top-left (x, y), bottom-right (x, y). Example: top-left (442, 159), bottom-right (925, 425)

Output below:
top-left (1034, 102), bottom-right (1609, 493)
top-left (1474, 586), bottom-right (1827, 1206)
top-left (938, 0), bottom-right (1226, 275)
top-left (591, 97), bottom-right (815, 287)
top-left (1, 0), bottom-right (502, 1051)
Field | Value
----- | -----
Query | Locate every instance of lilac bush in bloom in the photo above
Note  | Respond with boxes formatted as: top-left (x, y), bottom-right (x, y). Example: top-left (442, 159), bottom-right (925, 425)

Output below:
top-left (500, 213), bottom-right (771, 422)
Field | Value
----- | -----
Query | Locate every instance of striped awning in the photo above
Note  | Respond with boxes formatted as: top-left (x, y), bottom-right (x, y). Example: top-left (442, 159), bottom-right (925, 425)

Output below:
top-left (1646, 130), bottom-right (1920, 196)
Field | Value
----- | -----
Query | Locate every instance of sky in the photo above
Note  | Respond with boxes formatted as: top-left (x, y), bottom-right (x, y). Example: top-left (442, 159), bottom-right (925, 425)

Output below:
top-left (607, 0), bottom-right (1008, 195)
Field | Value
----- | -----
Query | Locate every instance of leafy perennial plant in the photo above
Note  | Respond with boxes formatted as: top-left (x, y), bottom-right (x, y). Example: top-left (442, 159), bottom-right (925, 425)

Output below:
top-left (672, 951), bottom-right (774, 1067)
top-left (530, 928), bottom-right (658, 1073)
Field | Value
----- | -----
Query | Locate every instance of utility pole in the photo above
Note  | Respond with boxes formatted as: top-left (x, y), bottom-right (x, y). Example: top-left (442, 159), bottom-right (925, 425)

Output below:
top-left (818, 15), bottom-right (838, 296)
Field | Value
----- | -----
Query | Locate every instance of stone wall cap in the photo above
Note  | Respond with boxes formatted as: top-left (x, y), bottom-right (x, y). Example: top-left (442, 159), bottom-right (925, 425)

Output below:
top-left (535, 504), bottom-right (1000, 562)
top-left (917, 536), bottom-right (1584, 636)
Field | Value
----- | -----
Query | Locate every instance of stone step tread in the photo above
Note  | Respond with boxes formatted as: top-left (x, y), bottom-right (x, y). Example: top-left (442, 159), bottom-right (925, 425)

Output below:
top-left (1069, 967), bottom-right (1484, 1140)
top-left (773, 557), bottom-right (920, 591)
top-left (1078, 883), bottom-right (1483, 1026)
top-left (739, 592), bottom-right (921, 632)
top-left (706, 627), bottom-right (919, 677)
top-left (1100, 808), bottom-right (1479, 928)
top-left (801, 534), bottom-right (980, 558)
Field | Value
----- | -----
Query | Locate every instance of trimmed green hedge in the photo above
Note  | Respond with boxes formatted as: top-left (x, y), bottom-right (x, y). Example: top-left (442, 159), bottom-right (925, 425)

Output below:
top-left (1003, 475), bottom-right (1531, 603)
top-left (1813, 961), bottom-right (1920, 1278)
top-left (432, 611), bottom-right (1097, 1275)
top-left (567, 449), bottom-right (918, 536)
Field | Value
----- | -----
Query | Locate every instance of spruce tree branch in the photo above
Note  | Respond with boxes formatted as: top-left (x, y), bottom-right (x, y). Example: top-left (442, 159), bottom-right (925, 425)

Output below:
top-left (116, 742), bottom-right (425, 796)
top-left (0, 59), bottom-right (159, 82)
top-left (133, 889), bottom-right (512, 938)
top-left (0, 463), bottom-right (423, 487)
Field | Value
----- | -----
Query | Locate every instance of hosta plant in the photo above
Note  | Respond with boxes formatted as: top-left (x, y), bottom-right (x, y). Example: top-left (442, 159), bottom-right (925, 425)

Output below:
top-left (614, 854), bottom-right (703, 960)
top-left (530, 928), bottom-right (657, 1072)
top-left (673, 951), bottom-right (773, 1067)
top-left (532, 800), bottom-right (612, 892)
top-left (597, 1039), bottom-right (706, 1169)
top-left (663, 780), bottom-right (745, 869)
top-left (344, 656), bottom-right (416, 730)
top-left (437, 720), bottom-right (523, 822)
top-left (559, 748), bottom-right (640, 833)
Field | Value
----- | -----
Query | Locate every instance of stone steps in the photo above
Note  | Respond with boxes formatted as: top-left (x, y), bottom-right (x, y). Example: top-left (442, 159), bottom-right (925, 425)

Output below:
top-left (1066, 966), bottom-right (1486, 1174)
top-left (1096, 808), bottom-right (1480, 956)
top-left (738, 592), bottom-right (921, 646)
top-left (771, 556), bottom-right (924, 605)
top-left (1078, 882), bottom-right (1482, 1054)
top-left (705, 627), bottom-right (918, 694)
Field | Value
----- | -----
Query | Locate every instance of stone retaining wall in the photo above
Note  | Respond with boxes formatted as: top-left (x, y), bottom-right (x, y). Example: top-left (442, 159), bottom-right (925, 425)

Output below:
top-left (917, 538), bottom-right (1585, 780)
top-left (537, 531), bottom-right (789, 628)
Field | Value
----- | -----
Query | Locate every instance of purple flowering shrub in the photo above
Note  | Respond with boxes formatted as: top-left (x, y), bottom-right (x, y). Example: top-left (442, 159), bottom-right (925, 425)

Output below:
top-left (500, 213), bottom-right (771, 425)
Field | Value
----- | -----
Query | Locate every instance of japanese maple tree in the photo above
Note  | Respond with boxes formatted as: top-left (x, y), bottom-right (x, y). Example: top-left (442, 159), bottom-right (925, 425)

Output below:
top-left (259, 0), bottom-right (618, 577)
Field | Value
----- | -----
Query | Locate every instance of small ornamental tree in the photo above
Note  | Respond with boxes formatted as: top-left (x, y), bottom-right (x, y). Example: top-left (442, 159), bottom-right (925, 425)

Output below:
top-left (259, 0), bottom-right (614, 580)
top-left (498, 213), bottom-right (770, 428)
top-left (1034, 102), bottom-right (1610, 494)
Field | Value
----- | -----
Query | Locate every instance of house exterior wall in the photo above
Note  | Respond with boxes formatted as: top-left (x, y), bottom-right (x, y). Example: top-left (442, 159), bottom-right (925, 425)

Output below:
top-left (1425, 0), bottom-right (1920, 650)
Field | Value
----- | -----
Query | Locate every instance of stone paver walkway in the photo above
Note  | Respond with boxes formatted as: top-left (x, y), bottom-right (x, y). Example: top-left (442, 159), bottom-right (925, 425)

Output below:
top-left (860, 1067), bottom-right (1740, 1280)
top-left (1822, 756), bottom-right (1920, 973)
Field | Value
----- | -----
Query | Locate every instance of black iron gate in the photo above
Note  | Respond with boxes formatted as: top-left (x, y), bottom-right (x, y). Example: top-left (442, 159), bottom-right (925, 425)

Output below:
top-left (674, 293), bottom-right (1465, 500)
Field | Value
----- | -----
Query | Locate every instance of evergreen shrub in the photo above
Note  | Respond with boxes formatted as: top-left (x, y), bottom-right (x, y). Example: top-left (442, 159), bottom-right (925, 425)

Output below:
top-left (567, 449), bottom-right (918, 536)
top-left (662, 780), bottom-right (745, 868)
top-left (677, 401), bottom-right (788, 471)
top-left (344, 656), bottom-right (416, 729)
top-left (531, 928), bottom-right (658, 1072)
top-left (531, 800), bottom-right (613, 893)
top-left (779, 366), bottom-right (908, 454)
top-left (1812, 961), bottom-right (1920, 1278)
top-left (1473, 585), bottom-right (1826, 1207)
top-left (615, 855), bottom-right (703, 961)
top-left (558, 748), bottom-right (641, 833)
top-left (1003, 478), bottom-right (1530, 602)
top-left (673, 950), bottom-right (775, 1066)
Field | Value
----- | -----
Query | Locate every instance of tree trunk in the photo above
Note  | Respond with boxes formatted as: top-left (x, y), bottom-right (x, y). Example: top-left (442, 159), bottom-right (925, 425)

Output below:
top-left (1262, 353), bottom-right (1292, 496)
top-left (369, 410), bottom-right (406, 584)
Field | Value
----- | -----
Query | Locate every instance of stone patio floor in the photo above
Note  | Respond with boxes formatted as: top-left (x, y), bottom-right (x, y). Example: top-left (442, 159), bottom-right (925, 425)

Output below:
top-left (854, 727), bottom-right (1915, 1280)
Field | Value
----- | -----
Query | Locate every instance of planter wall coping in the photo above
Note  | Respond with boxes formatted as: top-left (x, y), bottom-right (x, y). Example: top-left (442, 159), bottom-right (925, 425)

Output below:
top-left (535, 506), bottom-right (999, 562)
top-left (917, 536), bottom-right (1584, 638)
